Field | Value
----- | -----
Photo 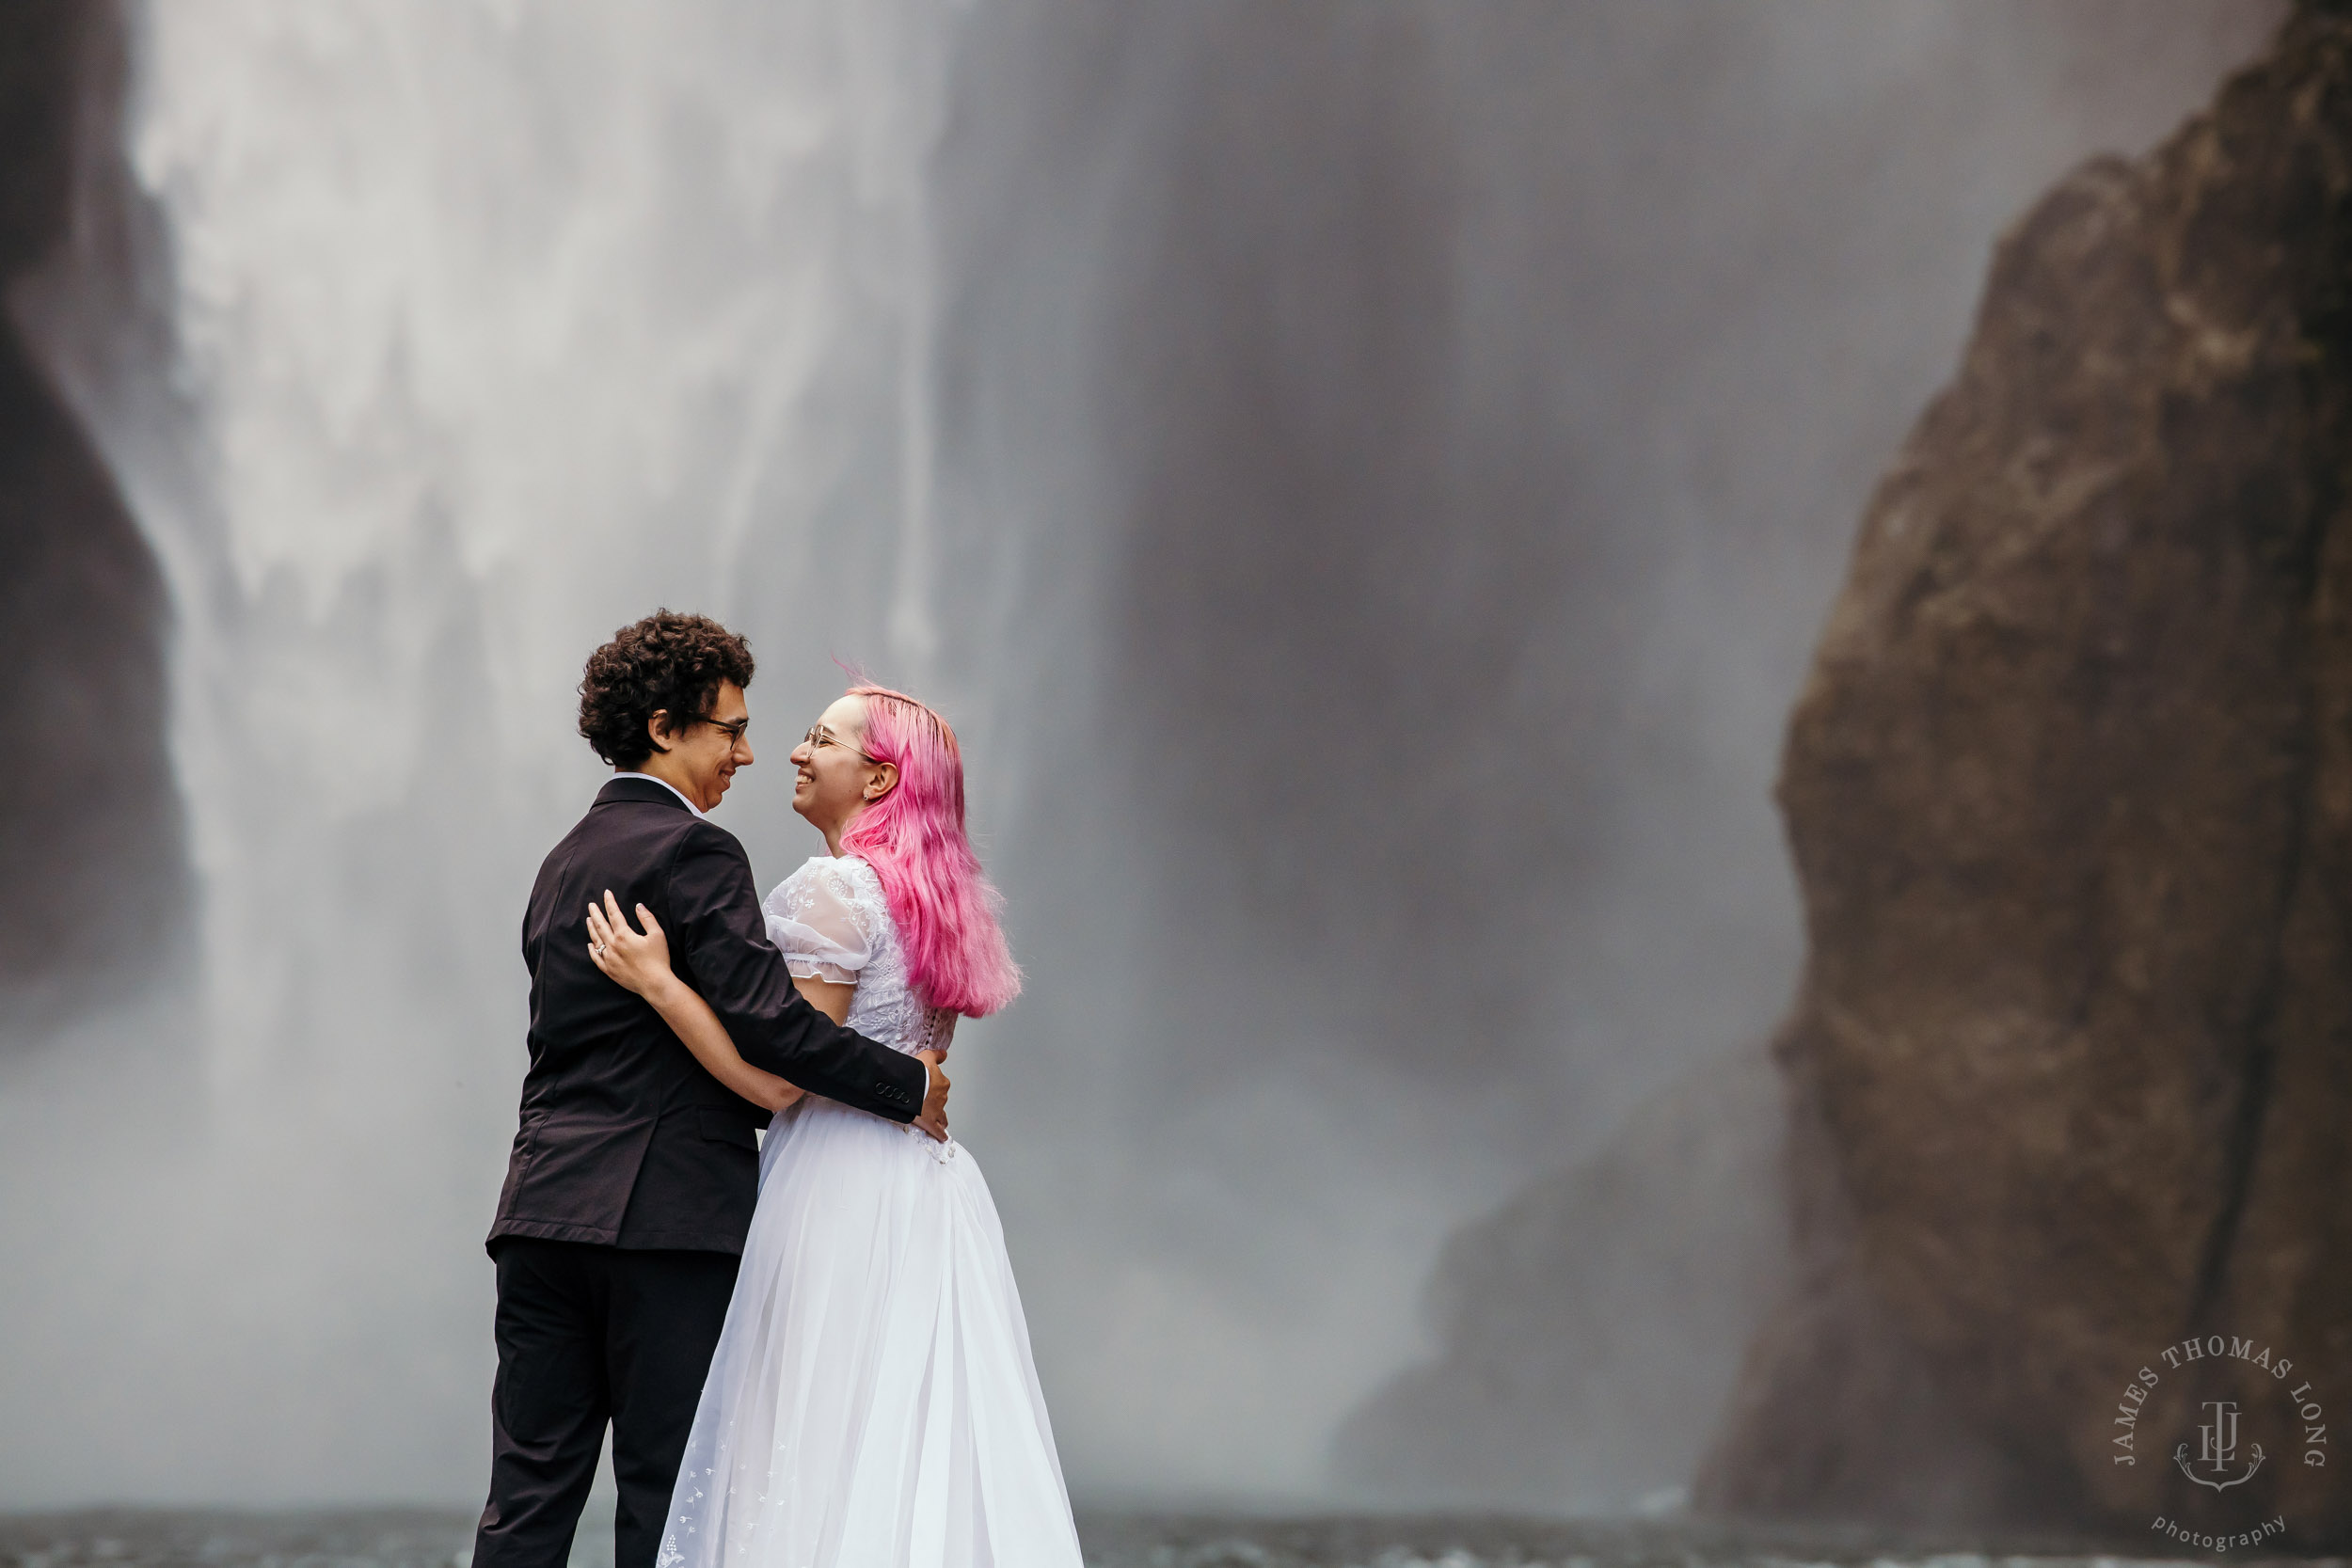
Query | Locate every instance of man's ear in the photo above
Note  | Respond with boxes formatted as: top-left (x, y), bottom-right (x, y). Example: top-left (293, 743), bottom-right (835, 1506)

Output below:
top-left (645, 708), bottom-right (675, 755)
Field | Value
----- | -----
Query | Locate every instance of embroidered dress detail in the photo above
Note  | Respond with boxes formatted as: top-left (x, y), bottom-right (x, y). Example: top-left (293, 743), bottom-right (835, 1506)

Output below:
top-left (762, 856), bottom-right (959, 1061)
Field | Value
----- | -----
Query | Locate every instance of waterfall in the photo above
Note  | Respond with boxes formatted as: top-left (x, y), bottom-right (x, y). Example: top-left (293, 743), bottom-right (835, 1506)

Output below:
top-left (0, 0), bottom-right (2284, 1513)
top-left (4, 0), bottom-right (962, 1505)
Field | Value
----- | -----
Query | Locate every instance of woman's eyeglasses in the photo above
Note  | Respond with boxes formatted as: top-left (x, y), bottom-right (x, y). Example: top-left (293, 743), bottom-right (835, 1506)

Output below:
top-left (803, 722), bottom-right (880, 765)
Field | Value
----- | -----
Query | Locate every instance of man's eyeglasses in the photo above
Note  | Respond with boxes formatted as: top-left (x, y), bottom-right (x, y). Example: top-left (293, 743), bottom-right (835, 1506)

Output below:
top-left (803, 722), bottom-right (880, 765)
top-left (684, 714), bottom-right (750, 746)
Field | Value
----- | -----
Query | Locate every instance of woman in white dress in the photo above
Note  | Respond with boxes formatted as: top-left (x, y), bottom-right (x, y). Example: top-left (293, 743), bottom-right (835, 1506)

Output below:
top-left (582, 681), bottom-right (1083, 1568)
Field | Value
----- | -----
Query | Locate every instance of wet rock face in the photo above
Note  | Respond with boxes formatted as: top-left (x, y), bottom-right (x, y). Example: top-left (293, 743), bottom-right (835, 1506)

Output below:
top-left (1336, 1049), bottom-right (1788, 1510)
top-left (0, 0), bottom-right (183, 1034)
top-left (1701, 3), bottom-right (2352, 1544)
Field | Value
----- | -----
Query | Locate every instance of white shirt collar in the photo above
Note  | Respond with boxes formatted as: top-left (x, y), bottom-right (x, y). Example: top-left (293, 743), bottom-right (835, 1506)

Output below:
top-left (617, 770), bottom-right (706, 818)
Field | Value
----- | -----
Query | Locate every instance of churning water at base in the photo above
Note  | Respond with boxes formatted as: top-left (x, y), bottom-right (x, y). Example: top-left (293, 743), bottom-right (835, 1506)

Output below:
top-left (0, 1511), bottom-right (2274, 1568)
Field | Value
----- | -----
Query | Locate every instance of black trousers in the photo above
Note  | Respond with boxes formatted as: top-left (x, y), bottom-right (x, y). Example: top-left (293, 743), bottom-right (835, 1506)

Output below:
top-left (472, 1239), bottom-right (740, 1568)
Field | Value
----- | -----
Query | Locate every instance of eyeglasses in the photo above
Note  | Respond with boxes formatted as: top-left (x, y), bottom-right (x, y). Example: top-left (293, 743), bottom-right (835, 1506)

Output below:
top-left (803, 722), bottom-right (880, 765)
top-left (686, 714), bottom-right (750, 746)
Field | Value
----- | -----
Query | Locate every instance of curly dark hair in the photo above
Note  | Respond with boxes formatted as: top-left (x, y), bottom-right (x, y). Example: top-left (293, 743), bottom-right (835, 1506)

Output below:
top-left (578, 610), bottom-right (756, 768)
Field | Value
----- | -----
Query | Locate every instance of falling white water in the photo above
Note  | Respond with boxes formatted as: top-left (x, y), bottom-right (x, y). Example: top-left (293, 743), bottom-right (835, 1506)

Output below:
top-left (1, 0), bottom-right (961, 1504)
top-left (3, 0), bottom-right (1446, 1509)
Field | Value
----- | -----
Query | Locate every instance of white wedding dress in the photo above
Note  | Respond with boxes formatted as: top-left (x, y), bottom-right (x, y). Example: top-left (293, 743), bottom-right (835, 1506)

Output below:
top-left (656, 854), bottom-right (1083, 1568)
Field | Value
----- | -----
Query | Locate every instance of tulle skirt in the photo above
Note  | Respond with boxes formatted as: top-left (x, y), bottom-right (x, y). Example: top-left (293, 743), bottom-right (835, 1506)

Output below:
top-left (656, 1098), bottom-right (1083, 1568)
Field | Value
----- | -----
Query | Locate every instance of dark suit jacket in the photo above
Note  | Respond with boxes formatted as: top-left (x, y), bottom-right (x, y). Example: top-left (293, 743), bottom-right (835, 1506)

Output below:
top-left (487, 775), bottom-right (928, 1254)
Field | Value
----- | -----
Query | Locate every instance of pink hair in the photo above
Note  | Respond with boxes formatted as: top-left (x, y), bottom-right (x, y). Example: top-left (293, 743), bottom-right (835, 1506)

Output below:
top-left (835, 684), bottom-right (1022, 1017)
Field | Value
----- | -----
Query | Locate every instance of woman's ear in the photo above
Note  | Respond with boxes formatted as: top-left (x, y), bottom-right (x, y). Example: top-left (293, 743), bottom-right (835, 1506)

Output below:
top-left (866, 762), bottom-right (898, 801)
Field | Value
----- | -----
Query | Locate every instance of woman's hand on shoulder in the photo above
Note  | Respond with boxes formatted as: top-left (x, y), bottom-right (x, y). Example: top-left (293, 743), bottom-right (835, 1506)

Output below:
top-left (586, 889), bottom-right (677, 1001)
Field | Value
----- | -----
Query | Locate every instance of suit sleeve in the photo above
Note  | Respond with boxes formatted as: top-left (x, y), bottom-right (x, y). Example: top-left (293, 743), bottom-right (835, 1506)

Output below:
top-left (665, 823), bottom-right (927, 1122)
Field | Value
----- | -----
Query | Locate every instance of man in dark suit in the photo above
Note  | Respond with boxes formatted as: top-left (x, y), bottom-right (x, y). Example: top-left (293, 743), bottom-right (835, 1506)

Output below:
top-left (472, 610), bottom-right (947, 1568)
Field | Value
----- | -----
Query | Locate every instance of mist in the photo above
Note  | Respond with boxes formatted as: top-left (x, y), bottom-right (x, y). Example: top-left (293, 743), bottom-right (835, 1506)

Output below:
top-left (0, 0), bottom-right (2278, 1512)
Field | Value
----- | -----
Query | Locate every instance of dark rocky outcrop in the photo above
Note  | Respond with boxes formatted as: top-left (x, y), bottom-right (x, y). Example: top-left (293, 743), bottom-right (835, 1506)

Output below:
top-left (1338, 1048), bottom-right (1789, 1510)
top-left (0, 0), bottom-right (182, 1033)
top-left (1700, 1), bottom-right (2352, 1544)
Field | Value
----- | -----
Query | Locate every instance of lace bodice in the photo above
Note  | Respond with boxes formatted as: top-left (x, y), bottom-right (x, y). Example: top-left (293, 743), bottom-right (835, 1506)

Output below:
top-left (762, 855), bottom-right (956, 1057)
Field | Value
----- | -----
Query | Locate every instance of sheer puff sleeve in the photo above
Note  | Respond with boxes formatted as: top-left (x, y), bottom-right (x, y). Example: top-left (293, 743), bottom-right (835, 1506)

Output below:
top-left (762, 858), bottom-right (879, 985)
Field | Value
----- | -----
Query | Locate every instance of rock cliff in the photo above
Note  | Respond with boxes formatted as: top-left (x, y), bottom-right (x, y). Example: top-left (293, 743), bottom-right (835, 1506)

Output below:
top-left (0, 0), bottom-right (181, 1034)
top-left (1699, 1), bottom-right (2352, 1543)
top-left (1338, 1049), bottom-right (1788, 1510)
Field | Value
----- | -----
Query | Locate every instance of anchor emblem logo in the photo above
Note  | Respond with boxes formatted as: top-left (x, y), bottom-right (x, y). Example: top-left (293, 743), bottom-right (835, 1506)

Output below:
top-left (2175, 1400), bottom-right (2265, 1492)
